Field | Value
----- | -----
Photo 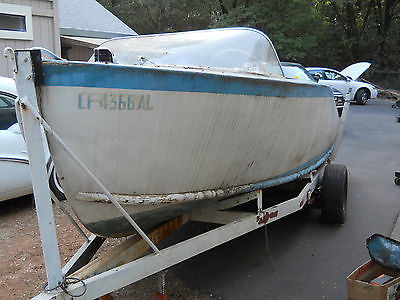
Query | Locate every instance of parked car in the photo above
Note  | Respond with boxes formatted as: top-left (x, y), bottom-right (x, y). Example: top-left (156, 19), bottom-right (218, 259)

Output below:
top-left (0, 77), bottom-right (31, 201)
top-left (281, 62), bottom-right (345, 116)
top-left (306, 62), bottom-right (378, 105)
top-left (0, 77), bottom-right (64, 202)
top-left (0, 123), bottom-right (33, 201)
top-left (0, 76), bottom-right (18, 130)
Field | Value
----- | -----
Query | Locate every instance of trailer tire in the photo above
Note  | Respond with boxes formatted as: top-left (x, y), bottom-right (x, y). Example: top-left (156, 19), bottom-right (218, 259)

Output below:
top-left (320, 164), bottom-right (348, 224)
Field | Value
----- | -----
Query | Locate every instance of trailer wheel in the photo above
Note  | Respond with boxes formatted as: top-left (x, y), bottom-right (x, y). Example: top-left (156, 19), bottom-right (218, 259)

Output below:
top-left (320, 164), bottom-right (348, 224)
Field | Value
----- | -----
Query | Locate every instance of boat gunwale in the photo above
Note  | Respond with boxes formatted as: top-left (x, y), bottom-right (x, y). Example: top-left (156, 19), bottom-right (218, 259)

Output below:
top-left (40, 59), bottom-right (334, 99)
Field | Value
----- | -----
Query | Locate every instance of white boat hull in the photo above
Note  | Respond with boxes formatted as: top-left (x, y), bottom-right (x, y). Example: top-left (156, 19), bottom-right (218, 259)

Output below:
top-left (37, 64), bottom-right (339, 236)
top-left (11, 27), bottom-right (342, 236)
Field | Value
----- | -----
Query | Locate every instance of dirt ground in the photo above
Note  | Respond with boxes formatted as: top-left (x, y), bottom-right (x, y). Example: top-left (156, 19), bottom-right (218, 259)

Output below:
top-left (0, 195), bottom-right (214, 299)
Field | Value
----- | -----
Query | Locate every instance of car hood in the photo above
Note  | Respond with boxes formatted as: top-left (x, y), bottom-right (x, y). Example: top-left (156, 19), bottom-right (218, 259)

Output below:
top-left (340, 62), bottom-right (371, 80)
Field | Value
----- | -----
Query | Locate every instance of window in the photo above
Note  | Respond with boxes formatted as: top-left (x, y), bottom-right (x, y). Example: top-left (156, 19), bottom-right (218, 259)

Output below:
top-left (0, 95), bottom-right (14, 107)
top-left (309, 70), bottom-right (326, 80)
top-left (0, 94), bottom-right (17, 130)
top-left (0, 3), bottom-right (33, 40)
top-left (0, 13), bottom-right (26, 32)
top-left (282, 66), bottom-right (315, 82)
top-left (0, 97), bottom-right (10, 108)
top-left (325, 71), bottom-right (346, 81)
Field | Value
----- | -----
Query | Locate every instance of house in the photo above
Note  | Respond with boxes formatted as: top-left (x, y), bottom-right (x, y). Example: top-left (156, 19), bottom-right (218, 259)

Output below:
top-left (0, 0), bottom-right (60, 77)
top-left (0, 0), bottom-right (136, 77)
top-left (59, 0), bottom-right (136, 61)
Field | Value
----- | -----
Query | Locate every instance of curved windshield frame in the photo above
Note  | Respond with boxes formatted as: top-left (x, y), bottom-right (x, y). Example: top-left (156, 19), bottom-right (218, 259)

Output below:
top-left (96, 28), bottom-right (283, 77)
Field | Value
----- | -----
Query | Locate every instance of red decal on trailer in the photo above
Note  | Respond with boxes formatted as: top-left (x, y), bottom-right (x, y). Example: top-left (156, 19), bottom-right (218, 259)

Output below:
top-left (257, 210), bottom-right (278, 224)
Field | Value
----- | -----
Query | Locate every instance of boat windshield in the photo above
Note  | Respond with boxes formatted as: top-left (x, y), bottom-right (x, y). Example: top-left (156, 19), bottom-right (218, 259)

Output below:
top-left (96, 28), bottom-right (283, 77)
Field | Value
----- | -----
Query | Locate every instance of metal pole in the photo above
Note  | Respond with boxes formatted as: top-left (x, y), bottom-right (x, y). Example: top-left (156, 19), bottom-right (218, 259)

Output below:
top-left (12, 50), bottom-right (64, 289)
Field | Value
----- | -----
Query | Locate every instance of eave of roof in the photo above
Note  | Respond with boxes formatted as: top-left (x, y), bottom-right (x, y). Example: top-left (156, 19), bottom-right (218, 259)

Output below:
top-left (59, 0), bottom-right (137, 38)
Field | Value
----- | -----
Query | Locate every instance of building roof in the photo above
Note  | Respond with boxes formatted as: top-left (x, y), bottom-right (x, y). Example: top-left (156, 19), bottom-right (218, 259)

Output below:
top-left (59, 0), bottom-right (137, 39)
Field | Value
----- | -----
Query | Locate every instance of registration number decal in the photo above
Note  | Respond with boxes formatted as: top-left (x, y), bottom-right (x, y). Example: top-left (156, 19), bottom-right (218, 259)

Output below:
top-left (78, 93), bottom-right (153, 111)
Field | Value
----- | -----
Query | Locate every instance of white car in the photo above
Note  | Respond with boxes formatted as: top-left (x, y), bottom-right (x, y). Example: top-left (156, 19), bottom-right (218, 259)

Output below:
top-left (0, 76), bottom-right (64, 202)
top-left (0, 76), bottom-right (18, 129)
top-left (0, 123), bottom-right (32, 201)
top-left (0, 76), bottom-right (32, 201)
top-left (281, 62), bottom-right (345, 116)
top-left (307, 62), bottom-right (378, 105)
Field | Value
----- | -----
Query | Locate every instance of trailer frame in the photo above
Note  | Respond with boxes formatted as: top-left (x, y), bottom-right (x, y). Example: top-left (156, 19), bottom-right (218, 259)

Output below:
top-left (33, 169), bottom-right (322, 300)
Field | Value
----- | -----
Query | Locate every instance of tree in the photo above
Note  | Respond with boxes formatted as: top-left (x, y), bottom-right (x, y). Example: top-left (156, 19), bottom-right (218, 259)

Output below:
top-left (314, 0), bottom-right (400, 87)
top-left (98, 0), bottom-right (400, 88)
top-left (314, 0), bottom-right (400, 66)
top-left (215, 1), bottom-right (336, 65)
top-left (98, 0), bottom-right (218, 34)
top-left (371, 0), bottom-right (400, 67)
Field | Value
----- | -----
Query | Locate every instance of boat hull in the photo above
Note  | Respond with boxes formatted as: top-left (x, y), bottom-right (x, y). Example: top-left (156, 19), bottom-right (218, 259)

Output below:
top-left (38, 62), bottom-right (339, 237)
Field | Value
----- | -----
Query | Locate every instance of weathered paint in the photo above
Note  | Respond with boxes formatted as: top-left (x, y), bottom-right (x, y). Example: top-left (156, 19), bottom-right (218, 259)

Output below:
top-left (243, 145), bottom-right (333, 193)
top-left (41, 61), bottom-right (333, 99)
top-left (36, 58), bottom-right (339, 237)
top-left (75, 144), bottom-right (332, 205)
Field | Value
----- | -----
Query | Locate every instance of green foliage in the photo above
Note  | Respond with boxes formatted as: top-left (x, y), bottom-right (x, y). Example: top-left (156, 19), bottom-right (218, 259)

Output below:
top-left (98, 0), bottom-right (218, 34)
top-left (214, 1), bottom-right (333, 65)
top-left (313, 0), bottom-right (400, 88)
top-left (98, 0), bottom-right (400, 89)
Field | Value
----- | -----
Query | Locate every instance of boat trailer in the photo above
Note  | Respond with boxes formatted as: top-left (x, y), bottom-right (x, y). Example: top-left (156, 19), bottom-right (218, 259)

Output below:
top-left (33, 173), bottom-right (326, 300)
top-left (7, 49), bottom-right (349, 299)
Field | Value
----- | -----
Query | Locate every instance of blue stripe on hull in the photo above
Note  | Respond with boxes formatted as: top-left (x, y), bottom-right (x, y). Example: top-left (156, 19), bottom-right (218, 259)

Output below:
top-left (42, 61), bottom-right (332, 98)
top-left (244, 144), bottom-right (334, 193)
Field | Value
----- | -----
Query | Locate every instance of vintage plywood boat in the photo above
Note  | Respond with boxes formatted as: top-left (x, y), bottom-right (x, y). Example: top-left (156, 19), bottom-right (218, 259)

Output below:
top-left (14, 28), bottom-right (340, 237)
